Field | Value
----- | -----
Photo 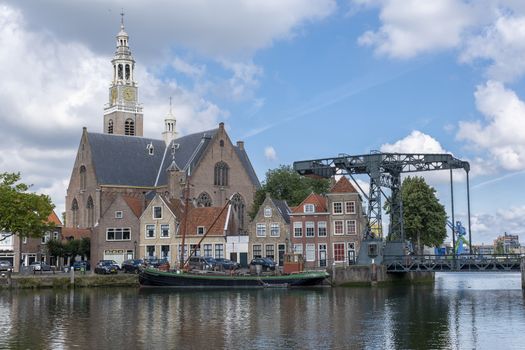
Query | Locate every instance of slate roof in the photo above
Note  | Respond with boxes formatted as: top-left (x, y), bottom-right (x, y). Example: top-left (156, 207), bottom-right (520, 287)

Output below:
top-left (271, 199), bottom-right (291, 224)
top-left (87, 127), bottom-right (260, 188)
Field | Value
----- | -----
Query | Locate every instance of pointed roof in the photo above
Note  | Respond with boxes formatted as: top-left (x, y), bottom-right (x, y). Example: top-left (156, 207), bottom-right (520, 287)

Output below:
top-left (122, 195), bottom-right (144, 218)
top-left (271, 198), bottom-right (291, 224)
top-left (62, 228), bottom-right (91, 240)
top-left (330, 176), bottom-right (357, 194)
top-left (47, 211), bottom-right (63, 227)
top-left (291, 193), bottom-right (327, 213)
top-left (184, 206), bottom-right (231, 236)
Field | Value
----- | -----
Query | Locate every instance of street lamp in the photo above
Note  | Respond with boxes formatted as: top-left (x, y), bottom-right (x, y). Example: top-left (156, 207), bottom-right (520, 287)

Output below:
top-left (134, 240), bottom-right (137, 258)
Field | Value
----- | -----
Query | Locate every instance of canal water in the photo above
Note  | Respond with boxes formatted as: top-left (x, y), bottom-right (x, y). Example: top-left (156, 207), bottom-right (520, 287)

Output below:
top-left (0, 273), bottom-right (523, 349)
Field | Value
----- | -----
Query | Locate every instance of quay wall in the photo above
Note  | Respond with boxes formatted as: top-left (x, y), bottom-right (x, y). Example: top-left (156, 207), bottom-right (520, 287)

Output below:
top-left (329, 264), bottom-right (435, 287)
top-left (0, 273), bottom-right (138, 289)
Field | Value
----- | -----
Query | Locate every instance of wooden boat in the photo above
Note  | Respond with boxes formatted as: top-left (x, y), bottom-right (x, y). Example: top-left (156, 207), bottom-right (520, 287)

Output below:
top-left (138, 268), bottom-right (329, 288)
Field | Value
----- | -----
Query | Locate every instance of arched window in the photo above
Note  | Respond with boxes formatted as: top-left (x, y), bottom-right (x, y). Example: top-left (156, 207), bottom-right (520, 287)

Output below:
top-left (197, 192), bottom-right (212, 207)
top-left (125, 119), bottom-right (135, 136)
top-left (125, 64), bottom-right (130, 80)
top-left (214, 161), bottom-right (229, 186)
top-left (118, 64), bottom-right (123, 79)
top-left (87, 196), bottom-right (94, 227)
top-left (231, 193), bottom-right (245, 230)
top-left (108, 119), bottom-right (114, 134)
top-left (71, 198), bottom-right (79, 228)
top-left (79, 165), bottom-right (86, 190)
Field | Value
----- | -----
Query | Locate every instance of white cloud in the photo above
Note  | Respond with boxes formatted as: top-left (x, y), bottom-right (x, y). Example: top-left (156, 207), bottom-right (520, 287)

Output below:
top-left (468, 206), bottom-right (525, 243)
top-left (264, 146), bottom-right (277, 161)
top-left (357, 0), bottom-right (473, 58)
top-left (220, 60), bottom-right (263, 101)
top-left (380, 130), bottom-right (447, 153)
top-left (458, 80), bottom-right (525, 170)
top-left (172, 57), bottom-right (205, 79)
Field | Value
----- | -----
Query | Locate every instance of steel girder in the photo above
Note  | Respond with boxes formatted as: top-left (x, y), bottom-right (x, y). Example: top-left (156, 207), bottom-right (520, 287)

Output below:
top-left (294, 152), bottom-right (470, 240)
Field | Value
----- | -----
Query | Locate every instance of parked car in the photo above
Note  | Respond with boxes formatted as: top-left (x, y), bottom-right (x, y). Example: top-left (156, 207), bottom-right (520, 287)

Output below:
top-left (94, 260), bottom-right (118, 274)
top-left (71, 261), bottom-right (90, 271)
top-left (122, 259), bottom-right (144, 273)
top-left (98, 259), bottom-right (120, 270)
top-left (214, 258), bottom-right (240, 270)
top-left (144, 258), bottom-right (168, 269)
top-left (188, 256), bottom-right (217, 270)
top-left (30, 262), bottom-right (54, 273)
top-left (250, 257), bottom-right (277, 271)
top-left (0, 260), bottom-right (13, 272)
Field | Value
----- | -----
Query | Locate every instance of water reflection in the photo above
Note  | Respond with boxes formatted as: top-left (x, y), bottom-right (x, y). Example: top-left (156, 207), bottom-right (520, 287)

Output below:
top-left (0, 273), bottom-right (524, 349)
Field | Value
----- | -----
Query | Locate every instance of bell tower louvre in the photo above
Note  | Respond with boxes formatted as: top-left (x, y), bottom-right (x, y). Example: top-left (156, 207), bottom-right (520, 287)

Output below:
top-left (103, 12), bottom-right (143, 136)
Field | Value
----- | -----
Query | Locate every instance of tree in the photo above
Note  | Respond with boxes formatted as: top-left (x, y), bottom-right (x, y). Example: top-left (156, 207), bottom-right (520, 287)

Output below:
top-left (399, 176), bottom-right (447, 254)
top-left (249, 165), bottom-right (330, 219)
top-left (0, 172), bottom-right (55, 241)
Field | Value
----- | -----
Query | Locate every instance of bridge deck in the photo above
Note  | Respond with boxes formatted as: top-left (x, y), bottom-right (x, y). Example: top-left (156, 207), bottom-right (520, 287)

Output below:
top-left (384, 254), bottom-right (522, 273)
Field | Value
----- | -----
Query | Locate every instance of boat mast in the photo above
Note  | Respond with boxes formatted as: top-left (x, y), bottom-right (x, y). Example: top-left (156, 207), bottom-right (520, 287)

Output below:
top-left (180, 178), bottom-right (191, 270)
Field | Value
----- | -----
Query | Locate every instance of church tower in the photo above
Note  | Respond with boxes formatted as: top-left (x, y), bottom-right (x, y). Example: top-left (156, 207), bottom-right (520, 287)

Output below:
top-left (103, 13), bottom-right (143, 136)
top-left (162, 97), bottom-right (177, 145)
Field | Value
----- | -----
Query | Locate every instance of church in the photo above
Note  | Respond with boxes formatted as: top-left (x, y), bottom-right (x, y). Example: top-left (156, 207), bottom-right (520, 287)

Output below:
top-left (64, 18), bottom-right (260, 265)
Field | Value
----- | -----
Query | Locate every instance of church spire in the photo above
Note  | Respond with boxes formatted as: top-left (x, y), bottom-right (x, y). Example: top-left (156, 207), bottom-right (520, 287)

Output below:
top-left (103, 13), bottom-right (144, 136)
top-left (163, 96), bottom-right (177, 145)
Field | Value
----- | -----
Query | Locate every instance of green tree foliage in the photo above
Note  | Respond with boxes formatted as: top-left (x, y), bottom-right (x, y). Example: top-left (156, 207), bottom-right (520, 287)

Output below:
top-left (46, 239), bottom-right (65, 258)
top-left (0, 172), bottom-right (55, 241)
top-left (400, 176), bottom-right (447, 254)
top-left (249, 165), bottom-right (330, 219)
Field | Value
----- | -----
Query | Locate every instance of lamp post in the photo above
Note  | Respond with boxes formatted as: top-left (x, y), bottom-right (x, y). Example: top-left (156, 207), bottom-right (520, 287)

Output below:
top-left (134, 240), bottom-right (137, 258)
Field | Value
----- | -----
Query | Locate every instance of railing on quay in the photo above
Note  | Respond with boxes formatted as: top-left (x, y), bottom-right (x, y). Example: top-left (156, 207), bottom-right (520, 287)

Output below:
top-left (383, 254), bottom-right (522, 273)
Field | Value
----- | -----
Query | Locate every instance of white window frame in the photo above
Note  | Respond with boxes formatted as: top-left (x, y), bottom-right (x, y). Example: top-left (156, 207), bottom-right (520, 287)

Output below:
top-left (115, 211), bottom-right (123, 219)
top-left (160, 224), bottom-right (170, 238)
top-left (203, 243), bottom-right (213, 257)
top-left (264, 207), bottom-right (272, 217)
top-left (270, 223), bottom-right (280, 237)
top-left (265, 244), bottom-right (275, 259)
top-left (305, 222), bottom-right (315, 237)
top-left (332, 202), bottom-right (343, 215)
top-left (345, 201), bottom-right (356, 214)
top-left (153, 206), bottom-right (162, 219)
top-left (106, 228), bottom-right (131, 241)
top-left (145, 224), bottom-right (155, 239)
top-left (333, 242), bottom-right (345, 262)
top-left (318, 221), bottom-right (327, 237)
top-left (346, 220), bottom-right (357, 235)
top-left (304, 204), bottom-right (315, 213)
top-left (305, 244), bottom-right (315, 262)
top-left (214, 244), bottom-right (224, 259)
top-left (160, 245), bottom-right (170, 261)
top-left (293, 244), bottom-right (303, 255)
top-left (252, 244), bottom-right (262, 258)
top-left (333, 220), bottom-right (344, 235)
top-left (293, 222), bottom-right (303, 237)
top-left (197, 226), bottom-right (205, 235)
top-left (146, 245), bottom-right (156, 259)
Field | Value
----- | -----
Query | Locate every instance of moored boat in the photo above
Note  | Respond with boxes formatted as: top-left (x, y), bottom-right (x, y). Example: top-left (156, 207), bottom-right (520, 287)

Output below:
top-left (139, 268), bottom-right (329, 288)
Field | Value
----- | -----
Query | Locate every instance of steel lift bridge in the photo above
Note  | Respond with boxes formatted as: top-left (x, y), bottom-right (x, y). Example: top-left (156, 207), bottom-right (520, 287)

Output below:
top-left (294, 152), bottom-right (521, 272)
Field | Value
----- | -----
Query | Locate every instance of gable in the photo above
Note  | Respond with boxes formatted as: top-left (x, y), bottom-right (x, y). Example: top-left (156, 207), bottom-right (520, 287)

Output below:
top-left (330, 176), bottom-right (357, 194)
top-left (291, 193), bottom-right (327, 213)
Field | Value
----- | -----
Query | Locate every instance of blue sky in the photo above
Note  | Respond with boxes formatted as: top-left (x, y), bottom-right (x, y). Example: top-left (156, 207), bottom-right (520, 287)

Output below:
top-left (1, 1), bottom-right (525, 244)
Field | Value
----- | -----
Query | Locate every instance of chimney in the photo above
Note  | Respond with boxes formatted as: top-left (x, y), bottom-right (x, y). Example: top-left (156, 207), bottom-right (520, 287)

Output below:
top-left (236, 141), bottom-right (244, 151)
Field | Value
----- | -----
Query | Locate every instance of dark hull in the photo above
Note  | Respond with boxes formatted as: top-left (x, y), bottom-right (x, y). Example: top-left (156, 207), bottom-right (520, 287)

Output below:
top-left (139, 269), bottom-right (329, 288)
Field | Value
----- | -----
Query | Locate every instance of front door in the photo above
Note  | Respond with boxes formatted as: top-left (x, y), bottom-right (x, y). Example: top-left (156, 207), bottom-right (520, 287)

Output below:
top-left (278, 244), bottom-right (286, 266)
top-left (239, 252), bottom-right (248, 268)
top-left (348, 242), bottom-right (356, 264)
top-left (230, 252), bottom-right (237, 263)
top-left (319, 244), bottom-right (327, 267)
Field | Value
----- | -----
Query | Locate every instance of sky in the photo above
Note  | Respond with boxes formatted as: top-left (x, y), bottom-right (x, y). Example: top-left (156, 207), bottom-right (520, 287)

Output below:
top-left (1, 0), bottom-right (525, 245)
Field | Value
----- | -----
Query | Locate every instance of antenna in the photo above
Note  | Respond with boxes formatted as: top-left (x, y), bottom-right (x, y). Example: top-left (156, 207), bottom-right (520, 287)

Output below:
top-left (120, 9), bottom-right (125, 28)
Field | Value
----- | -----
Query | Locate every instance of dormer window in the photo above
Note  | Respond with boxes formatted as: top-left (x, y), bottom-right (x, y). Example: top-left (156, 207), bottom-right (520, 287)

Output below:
top-left (264, 207), bottom-right (272, 217)
top-left (304, 204), bottom-right (315, 213)
top-left (146, 142), bottom-right (154, 155)
top-left (197, 226), bottom-right (205, 235)
top-left (153, 206), bottom-right (162, 219)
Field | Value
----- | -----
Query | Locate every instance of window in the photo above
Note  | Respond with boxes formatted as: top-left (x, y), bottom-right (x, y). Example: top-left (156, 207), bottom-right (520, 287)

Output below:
top-left (334, 243), bottom-right (345, 262)
top-left (71, 198), bottom-right (78, 228)
top-left (264, 207), bottom-right (272, 217)
top-left (53, 231), bottom-right (59, 240)
top-left (265, 244), bottom-right (275, 259)
top-left (346, 220), bottom-right (357, 235)
top-left (161, 245), bottom-right (170, 261)
top-left (231, 194), bottom-right (245, 230)
top-left (147, 143), bottom-right (154, 155)
top-left (41, 232), bottom-right (50, 244)
top-left (306, 222), bottom-right (315, 237)
top-left (334, 220), bottom-right (344, 235)
top-left (304, 204), bottom-right (315, 213)
top-left (79, 166), bottom-right (86, 190)
top-left (270, 223), bottom-right (280, 237)
top-left (293, 222), bottom-right (303, 237)
top-left (145, 224), bottom-right (155, 238)
top-left (197, 226), bottom-right (205, 235)
top-left (86, 196), bottom-right (94, 227)
top-left (153, 206), bottom-right (162, 219)
top-left (115, 211), bottom-right (123, 219)
top-left (333, 202), bottom-right (343, 214)
top-left (318, 221), bottom-right (327, 237)
top-left (125, 118), bottom-right (135, 136)
top-left (306, 244), bottom-right (315, 262)
top-left (197, 192), bottom-right (212, 207)
top-left (108, 119), bottom-right (114, 134)
top-left (190, 244), bottom-right (200, 256)
top-left (178, 244), bottom-right (188, 261)
top-left (293, 244), bottom-right (303, 255)
top-left (22, 237), bottom-right (27, 244)
top-left (203, 244), bottom-right (212, 257)
top-left (107, 228), bottom-right (131, 241)
top-left (256, 224), bottom-right (266, 237)
top-left (214, 161), bottom-right (229, 186)
top-left (215, 244), bottom-right (224, 259)
top-left (345, 201), bottom-right (356, 214)
top-left (161, 224), bottom-right (170, 238)
top-left (146, 245), bottom-right (155, 259)
top-left (253, 244), bottom-right (262, 258)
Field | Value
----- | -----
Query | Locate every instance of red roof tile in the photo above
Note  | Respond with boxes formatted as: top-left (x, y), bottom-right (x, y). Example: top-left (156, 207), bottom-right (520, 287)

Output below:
top-left (182, 205), bottom-right (230, 236)
top-left (62, 228), bottom-right (91, 240)
top-left (122, 195), bottom-right (144, 218)
top-left (330, 176), bottom-right (357, 193)
top-left (47, 211), bottom-right (63, 226)
top-left (291, 193), bottom-right (327, 213)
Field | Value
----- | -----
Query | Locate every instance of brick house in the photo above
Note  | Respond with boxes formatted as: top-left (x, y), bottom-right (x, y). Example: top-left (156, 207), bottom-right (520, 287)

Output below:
top-left (249, 193), bottom-right (291, 266)
top-left (289, 193), bottom-right (330, 269)
top-left (20, 210), bottom-right (63, 267)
